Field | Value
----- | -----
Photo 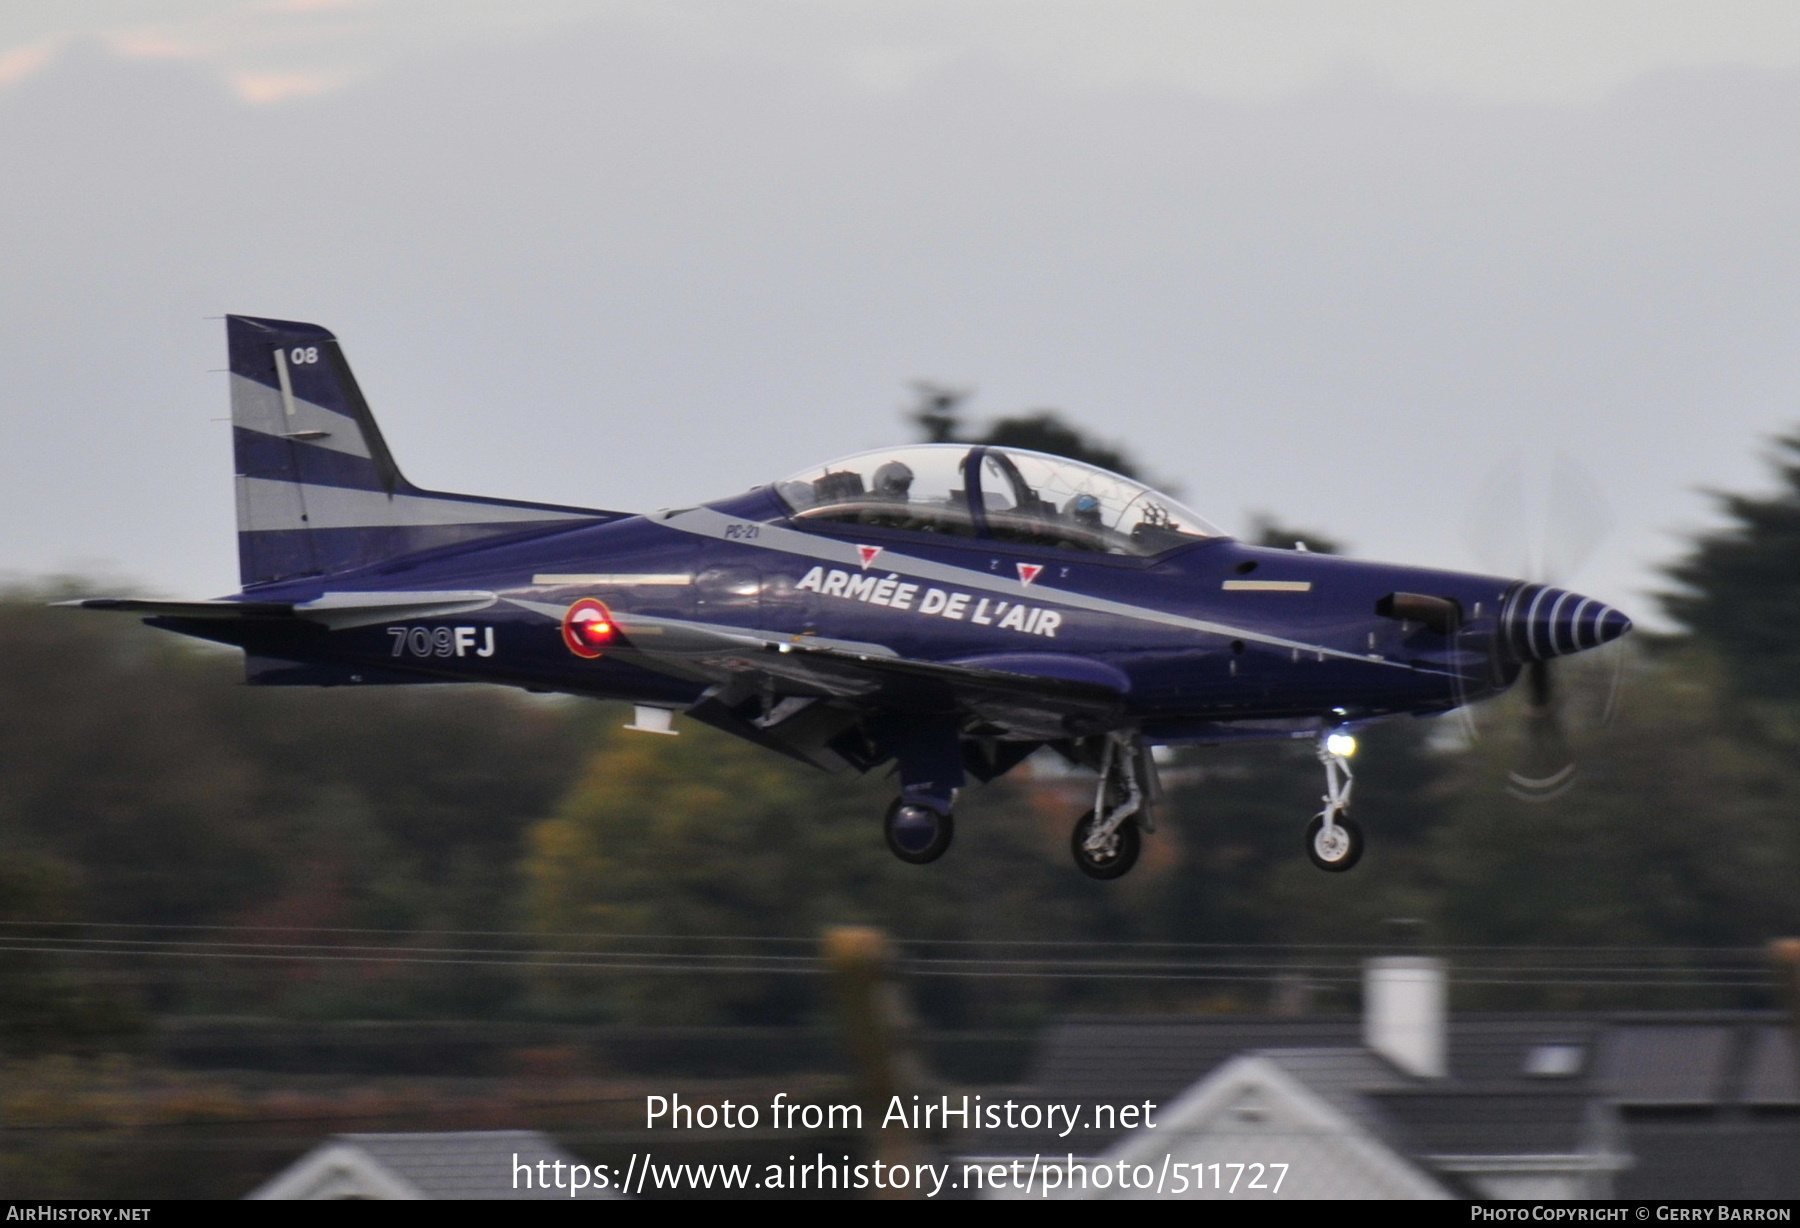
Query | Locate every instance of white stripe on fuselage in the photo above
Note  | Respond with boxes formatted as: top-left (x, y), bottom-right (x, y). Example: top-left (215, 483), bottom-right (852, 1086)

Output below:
top-left (532, 573), bottom-right (692, 586)
top-left (654, 506), bottom-right (1405, 669)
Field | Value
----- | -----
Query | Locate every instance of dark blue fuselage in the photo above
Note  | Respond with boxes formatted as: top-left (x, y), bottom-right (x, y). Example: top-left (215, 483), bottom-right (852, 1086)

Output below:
top-left (93, 313), bottom-right (1635, 877)
top-left (167, 484), bottom-right (1526, 743)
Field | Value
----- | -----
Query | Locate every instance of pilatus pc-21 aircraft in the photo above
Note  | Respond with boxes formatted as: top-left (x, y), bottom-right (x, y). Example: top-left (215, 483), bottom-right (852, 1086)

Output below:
top-left (69, 316), bottom-right (1633, 879)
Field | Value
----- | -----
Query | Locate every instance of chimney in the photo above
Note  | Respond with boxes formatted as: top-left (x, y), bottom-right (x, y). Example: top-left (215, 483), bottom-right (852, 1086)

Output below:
top-left (1364, 956), bottom-right (1448, 1078)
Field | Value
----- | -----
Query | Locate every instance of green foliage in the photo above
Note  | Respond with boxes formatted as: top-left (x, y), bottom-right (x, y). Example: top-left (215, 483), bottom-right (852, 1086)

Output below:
top-left (522, 721), bottom-right (1177, 1025)
top-left (1162, 718), bottom-right (1447, 948)
top-left (1244, 512), bottom-right (1345, 556)
top-left (903, 383), bottom-right (1143, 477)
top-left (1665, 432), bottom-right (1800, 714)
top-left (977, 412), bottom-right (1141, 480)
top-left (0, 588), bottom-right (594, 1034)
top-left (524, 721), bottom-right (883, 1023)
top-left (1429, 646), bottom-right (1800, 953)
top-left (0, 847), bottom-right (140, 1054)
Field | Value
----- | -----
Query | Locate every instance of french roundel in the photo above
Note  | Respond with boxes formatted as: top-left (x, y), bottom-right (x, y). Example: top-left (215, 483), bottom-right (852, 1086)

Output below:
top-left (561, 597), bottom-right (617, 658)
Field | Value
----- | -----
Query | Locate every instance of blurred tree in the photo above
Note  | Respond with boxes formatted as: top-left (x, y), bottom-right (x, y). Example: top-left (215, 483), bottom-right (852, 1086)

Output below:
top-left (904, 383), bottom-right (1142, 477)
top-left (906, 382), bottom-right (969, 445)
top-left (524, 721), bottom-right (885, 1023)
top-left (0, 591), bottom-right (275, 928)
top-left (0, 587), bottom-right (593, 1024)
top-left (522, 721), bottom-right (1172, 1026)
top-left (1664, 431), bottom-right (1800, 718)
top-left (1244, 512), bottom-right (1345, 556)
top-left (0, 844), bottom-right (140, 1055)
top-left (1423, 646), bottom-right (1800, 1000)
top-left (979, 412), bottom-right (1141, 480)
top-left (1159, 718), bottom-right (1451, 953)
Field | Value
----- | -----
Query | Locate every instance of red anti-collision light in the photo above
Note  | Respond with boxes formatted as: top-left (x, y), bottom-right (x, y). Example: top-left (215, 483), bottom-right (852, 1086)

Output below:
top-left (561, 597), bottom-right (617, 658)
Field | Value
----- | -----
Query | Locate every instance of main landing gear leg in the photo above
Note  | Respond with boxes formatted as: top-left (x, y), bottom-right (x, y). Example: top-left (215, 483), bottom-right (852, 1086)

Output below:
top-left (1305, 730), bottom-right (1364, 872)
top-left (1071, 732), bottom-right (1153, 880)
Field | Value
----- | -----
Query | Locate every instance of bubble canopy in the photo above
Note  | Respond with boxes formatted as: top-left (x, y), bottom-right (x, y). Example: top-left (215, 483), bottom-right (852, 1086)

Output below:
top-left (773, 444), bottom-right (1223, 557)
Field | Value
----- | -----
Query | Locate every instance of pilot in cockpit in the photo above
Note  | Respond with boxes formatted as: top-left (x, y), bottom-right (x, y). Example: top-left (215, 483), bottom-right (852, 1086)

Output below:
top-left (872, 460), bottom-right (914, 503)
top-left (1067, 492), bottom-right (1103, 530)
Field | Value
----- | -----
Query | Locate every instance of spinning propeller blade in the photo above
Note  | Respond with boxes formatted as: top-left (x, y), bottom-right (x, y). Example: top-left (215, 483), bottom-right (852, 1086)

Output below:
top-left (1507, 658), bottom-right (1577, 801)
top-left (1464, 455), bottom-right (1625, 801)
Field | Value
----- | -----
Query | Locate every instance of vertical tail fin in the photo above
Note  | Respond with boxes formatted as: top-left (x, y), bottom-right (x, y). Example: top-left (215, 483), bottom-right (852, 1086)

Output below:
top-left (228, 315), bottom-right (617, 587)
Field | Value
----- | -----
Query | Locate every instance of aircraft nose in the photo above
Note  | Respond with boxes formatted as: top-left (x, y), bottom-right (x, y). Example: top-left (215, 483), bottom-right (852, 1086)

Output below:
top-left (1499, 583), bottom-right (1633, 662)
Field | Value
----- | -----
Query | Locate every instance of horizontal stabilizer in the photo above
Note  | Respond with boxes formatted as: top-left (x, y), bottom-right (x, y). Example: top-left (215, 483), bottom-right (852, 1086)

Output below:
top-left (60, 591), bottom-right (496, 631)
top-left (57, 597), bottom-right (294, 619)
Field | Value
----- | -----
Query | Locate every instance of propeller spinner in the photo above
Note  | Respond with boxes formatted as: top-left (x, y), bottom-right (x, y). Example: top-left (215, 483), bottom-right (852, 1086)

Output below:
top-left (1497, 582), bottom-right (1633, 800)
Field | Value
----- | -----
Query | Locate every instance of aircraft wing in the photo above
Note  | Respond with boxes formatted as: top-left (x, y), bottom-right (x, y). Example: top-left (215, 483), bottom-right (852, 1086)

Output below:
top-left (519, 603), bottom-right (1128, 752)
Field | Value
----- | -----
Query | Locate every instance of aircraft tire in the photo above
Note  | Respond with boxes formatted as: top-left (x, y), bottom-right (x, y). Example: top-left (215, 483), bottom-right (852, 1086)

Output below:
top-left (1305, 814), bottom-right (1364, 872)
top-left (884, 799), bottom-right (954, 864)
top-left (1070, 809), bottom-right (1141, 880)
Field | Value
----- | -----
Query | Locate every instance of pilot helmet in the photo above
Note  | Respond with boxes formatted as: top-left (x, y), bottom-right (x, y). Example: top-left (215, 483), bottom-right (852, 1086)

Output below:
top-left (1070, 492), bottom-right (1103, 523)
top-left (872, 460), bottom-right (915, 498)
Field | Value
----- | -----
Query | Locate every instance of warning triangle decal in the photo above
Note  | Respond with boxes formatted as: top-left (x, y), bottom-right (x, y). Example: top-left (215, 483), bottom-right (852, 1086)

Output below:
top-left (857, 545), bottom-right (883, 569)
top-left (1017, 563), bottom-right (1043, 585)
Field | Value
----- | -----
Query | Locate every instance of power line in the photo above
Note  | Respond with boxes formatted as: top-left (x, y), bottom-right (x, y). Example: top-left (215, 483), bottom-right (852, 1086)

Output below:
top-left (0, 939), bottom-right (1776, 988)
top-left (4, 934), bottom-right (1771, 975)
top-left (0, 920), bottom-right (1775, 956)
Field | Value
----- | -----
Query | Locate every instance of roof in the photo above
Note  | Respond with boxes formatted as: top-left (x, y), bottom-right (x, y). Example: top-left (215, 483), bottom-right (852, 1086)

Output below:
top-left (975, 1010), bottom-right (1797, 1197)
top-left (1618, 1115), bottom-right (1800, 1200)
top-left (1101, 1049), bottom-right (1453, 1200)
top-left (1372, 1088), bottom-right (1604, 1158)
top-left (248, 1130), bottom-right (619, 1200)
top-left (990, 1045), bottom-right (1630, 1200)
top-left (1024, 1011), bottom-right (1794, 1110)
top-left (1257, 1047), bottom-right (1416, 1139)
top-left (1740, 1026), bottom-right (1799, 1105)
top-left (1024, 1015), bottom-right (1361, 1105)
top-left (1594, 1025), bottom-right (1736, 1105)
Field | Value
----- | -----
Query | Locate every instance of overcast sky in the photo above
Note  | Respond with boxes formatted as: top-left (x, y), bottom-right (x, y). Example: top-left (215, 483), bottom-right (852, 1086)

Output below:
top-left (2, 1), bottom-right (1797, 624)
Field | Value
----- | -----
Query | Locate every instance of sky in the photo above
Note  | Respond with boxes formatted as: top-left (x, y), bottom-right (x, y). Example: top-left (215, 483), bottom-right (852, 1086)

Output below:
top-left (1, 1), bottom-right (1797, 625)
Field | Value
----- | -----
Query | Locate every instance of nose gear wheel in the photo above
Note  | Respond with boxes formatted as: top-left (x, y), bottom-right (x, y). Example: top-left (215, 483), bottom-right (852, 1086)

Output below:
top-left (1305, 813), bottom-right (1364, 871)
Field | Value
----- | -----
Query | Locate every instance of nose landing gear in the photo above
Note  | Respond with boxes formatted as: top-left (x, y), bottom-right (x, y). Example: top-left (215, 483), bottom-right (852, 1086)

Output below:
top-left (1306, 730), bottom-right (1364, 872)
